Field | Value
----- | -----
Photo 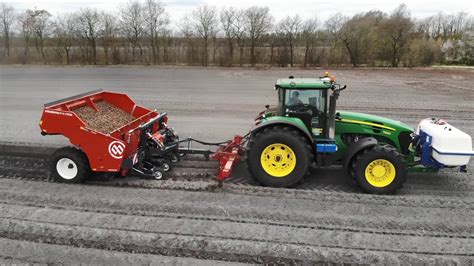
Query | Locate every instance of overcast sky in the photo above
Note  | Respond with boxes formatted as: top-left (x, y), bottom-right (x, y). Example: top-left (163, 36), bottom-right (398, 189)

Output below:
top-left (2, 0), bottom-right (473, 26)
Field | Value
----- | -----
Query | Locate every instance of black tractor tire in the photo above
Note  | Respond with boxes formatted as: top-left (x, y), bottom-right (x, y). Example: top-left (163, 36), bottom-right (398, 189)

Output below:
top-left (351, 144), bottom-right (407, 194)
top-left (246, 126), bottom-right (313, 188)
top-left (50, 147), bottom-right (91, 183)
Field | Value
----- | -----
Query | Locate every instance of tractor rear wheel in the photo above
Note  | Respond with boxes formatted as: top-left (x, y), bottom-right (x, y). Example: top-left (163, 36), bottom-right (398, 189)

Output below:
top-left (246, 126), bottom-right (312, 187)
top-left (50, 147), bottom-right (90, 183)
top-left (351, 145), bottom-right (407, 194)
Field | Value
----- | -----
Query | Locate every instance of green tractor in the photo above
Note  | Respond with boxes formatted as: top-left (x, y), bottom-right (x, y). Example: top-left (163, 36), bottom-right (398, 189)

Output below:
top-left (246, 74), bottom-right (416, 194)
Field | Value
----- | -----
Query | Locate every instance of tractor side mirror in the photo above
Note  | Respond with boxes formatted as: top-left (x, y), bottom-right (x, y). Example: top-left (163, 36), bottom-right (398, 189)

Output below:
top-left (332, 84), bottom-right (347, 93)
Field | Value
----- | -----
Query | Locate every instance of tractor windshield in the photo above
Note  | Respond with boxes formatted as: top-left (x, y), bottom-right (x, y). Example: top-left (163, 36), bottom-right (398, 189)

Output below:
top-left (285, 89), bottom-right (325, 111)
top-left (284, 89), bottom-right (327, 137)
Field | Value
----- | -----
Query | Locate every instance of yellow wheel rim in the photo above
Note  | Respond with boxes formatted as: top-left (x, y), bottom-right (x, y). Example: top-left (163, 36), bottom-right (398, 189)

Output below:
top-left (365, 159), bottom-right (396, 188)
top-left (260, 143), bottom-right (296, 177)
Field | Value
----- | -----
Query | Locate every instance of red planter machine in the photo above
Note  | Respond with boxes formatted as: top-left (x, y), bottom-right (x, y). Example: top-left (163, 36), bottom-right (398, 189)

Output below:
top-left (39, 90), bottom-right (244, 183)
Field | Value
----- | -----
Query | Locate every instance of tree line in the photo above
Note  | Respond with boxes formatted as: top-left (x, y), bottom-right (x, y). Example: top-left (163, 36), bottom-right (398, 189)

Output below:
top-left (0, 1), bottom-right (473, 67)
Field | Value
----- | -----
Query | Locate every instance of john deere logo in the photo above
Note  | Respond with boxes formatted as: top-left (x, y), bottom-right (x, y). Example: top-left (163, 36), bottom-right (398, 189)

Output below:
top-left (108, 141), bottom-right (125, 159)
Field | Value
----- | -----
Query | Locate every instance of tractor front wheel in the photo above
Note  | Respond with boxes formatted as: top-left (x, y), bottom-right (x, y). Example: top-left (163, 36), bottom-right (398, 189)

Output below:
top-left (351, 145), bottom-right (407, 194)
top-left (246, 126), bottom-right (312, 187)
top-left (50, 147), bottom-right (90, 183)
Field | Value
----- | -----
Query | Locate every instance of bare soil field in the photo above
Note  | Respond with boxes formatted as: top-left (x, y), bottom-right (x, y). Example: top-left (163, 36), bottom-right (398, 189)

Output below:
top-left (0, 66), bottom-right (473, 264)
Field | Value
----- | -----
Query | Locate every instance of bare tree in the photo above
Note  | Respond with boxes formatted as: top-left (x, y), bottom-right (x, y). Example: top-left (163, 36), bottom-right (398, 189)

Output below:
top-left (0, 3), bottom-right (15, 58)
top-left (233, 9), bottom-right (247, 66)
top-left (422, 12), bottom-right (472, 40)
top-left (442, 14), bottom-right (456, 39)
top-left (29, 9), bottom-right (51, 63)
top-left (278, 15), bottom-right (302, 67)
top-left (211, 23), bottom-right (219, 64)
top-left (245, 6), bottom-right (272, 66)
top-left (179, 16), bottom-right (196, 64)
top-left (414, 17), bottom-right (431, 38)
top-left (267, 31), bottom-right (277, 66)
top-left (301, 18), bottom-right (318, 67)
top-left (53, 14), bottom-right (76, 64)
top-left (324, 13), bottom-right (346, 65)
top-left (220, 7), bottom-right (237, 66)
top-left (430, 13), bottom-right (445, 39)
top-left (100, 12), bottom-right (118, 65)
top-left (120, 1), bottom-right (146, 63)
top-left (144, 0), bottom-right (168, 64)
top-left (452, 12), bottom-right (471, 35)
top-left (161, 27), bottom-right (172, 63)
top-left (381, 4), bottom-right (413, 67)
top-left (192, 5), bottom-right (218, 66)
top-left (18, 10), bottom-right (35, 64)
top-left (441, 12), bottom-right (470, 39)
top-left (325, 13), bottom-right (344, 47)
top-left (76, 8), bottom-right (101, 64)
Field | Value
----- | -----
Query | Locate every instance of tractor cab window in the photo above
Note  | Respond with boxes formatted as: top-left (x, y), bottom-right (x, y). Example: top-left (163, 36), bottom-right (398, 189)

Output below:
top-left (285, 89), bottom-right (327, 137)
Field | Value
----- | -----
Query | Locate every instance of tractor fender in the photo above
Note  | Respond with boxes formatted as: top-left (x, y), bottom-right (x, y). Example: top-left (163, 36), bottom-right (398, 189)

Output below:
top-left (343, 137), bottom-right (378, 170)
top-left (251, 120), bottom-right (314, 146)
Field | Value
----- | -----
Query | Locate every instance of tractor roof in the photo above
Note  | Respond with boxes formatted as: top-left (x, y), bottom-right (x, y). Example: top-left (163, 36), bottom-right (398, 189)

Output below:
top-left (275, 78), bottom-right (332, 89)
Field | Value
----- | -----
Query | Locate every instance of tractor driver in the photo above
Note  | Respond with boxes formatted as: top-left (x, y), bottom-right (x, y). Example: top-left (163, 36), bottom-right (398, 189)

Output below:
top-left (288, 91), bottom-right (303, 106)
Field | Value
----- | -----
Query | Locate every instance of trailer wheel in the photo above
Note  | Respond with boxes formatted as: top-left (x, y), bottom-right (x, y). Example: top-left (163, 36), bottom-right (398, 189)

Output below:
top-left (170, 154), bottom-right (180, 163)
top-left (153, 169), bottom-right (164, 180)
top-left (247, 126), bottom-right (312, 188)
top-left (50, 147), bottom-right (90, 183)
top-left (161, 160), bottom-right (172, 172)
top-left (351, 145), bottom-right (407, 194)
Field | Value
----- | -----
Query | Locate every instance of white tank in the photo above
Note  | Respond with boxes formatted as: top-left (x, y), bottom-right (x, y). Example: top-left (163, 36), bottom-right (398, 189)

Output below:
top-left (417, 118), bottom-right (473, 166)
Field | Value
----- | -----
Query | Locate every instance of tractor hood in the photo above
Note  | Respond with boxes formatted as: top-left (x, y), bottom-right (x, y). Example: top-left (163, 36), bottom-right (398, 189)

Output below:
top-left (337, 111), bottom-right (414, 133)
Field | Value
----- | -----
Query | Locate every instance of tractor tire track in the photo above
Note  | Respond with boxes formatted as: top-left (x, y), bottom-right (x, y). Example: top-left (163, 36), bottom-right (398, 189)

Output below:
top-left (0, 179), bottom-right (472, 235)
top-left (0, 209), bottom-right (472, 260)
top-left (0, 190), bottom-right (472, 240)
top-left (3, 218), bottom-right (468, 265)
top-left (0, 179), bottom-right (472, 264)
top-left (0, 238), bottom-right (245, 265)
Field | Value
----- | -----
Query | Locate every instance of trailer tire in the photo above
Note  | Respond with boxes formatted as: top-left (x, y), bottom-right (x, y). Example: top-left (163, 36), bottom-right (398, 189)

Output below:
top-left (247, 126), bottom-right (312, 188)
top-left (351, 144), bottom-right (407, 194)
top-left (50, 147), bottom-right (90, 183)
top-left (162, 160), bottom-right (173, 172)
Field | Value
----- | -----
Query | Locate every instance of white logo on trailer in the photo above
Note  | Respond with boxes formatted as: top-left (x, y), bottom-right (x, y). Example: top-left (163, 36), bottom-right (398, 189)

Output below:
top-left (108, 141), bottom-right (126, 159)
top-left (133, 153), bottom-right (138, 165)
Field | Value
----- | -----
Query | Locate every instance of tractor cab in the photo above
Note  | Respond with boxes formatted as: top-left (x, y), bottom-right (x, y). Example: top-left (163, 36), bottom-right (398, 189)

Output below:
top-left (276, 77), bottom-right (331, 139)
top-left (274, 73), bottom-right (345, 143)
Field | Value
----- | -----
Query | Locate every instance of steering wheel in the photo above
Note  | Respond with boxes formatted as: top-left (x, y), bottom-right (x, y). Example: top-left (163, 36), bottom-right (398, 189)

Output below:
top-left (289, 104), bottom-right (321, 116)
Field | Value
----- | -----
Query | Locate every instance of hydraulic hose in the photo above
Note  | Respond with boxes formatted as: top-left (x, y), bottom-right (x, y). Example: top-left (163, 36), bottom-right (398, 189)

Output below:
top-left (179, 138), bottom-right (229, 146)
top-left (178, 132), bottom-right (251, 147)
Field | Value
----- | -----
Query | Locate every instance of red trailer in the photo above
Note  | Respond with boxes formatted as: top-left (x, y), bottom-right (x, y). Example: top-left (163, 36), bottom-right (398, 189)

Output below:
top-left (39, 90), bottom-right (243, 183)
